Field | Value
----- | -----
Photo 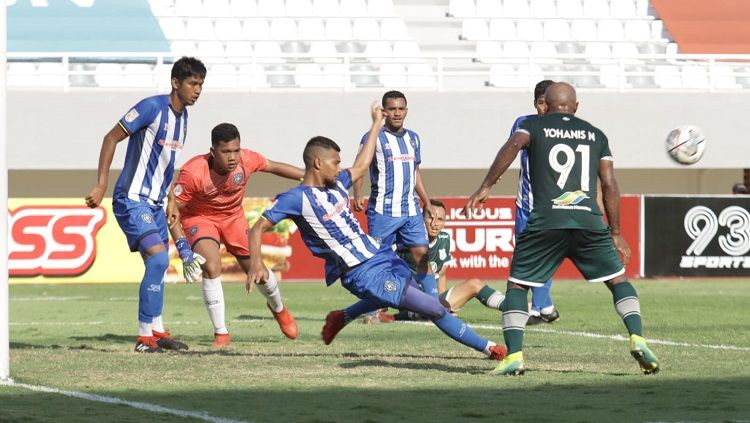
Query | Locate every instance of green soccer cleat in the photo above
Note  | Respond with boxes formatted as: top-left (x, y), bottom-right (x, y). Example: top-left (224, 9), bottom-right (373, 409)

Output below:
top-left (490, 351), bottom-right (525, 376)
top-left (630, 334), bottom-right (660, 375)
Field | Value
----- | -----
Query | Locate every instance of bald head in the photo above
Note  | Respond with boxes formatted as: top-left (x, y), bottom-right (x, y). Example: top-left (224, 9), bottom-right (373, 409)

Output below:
top-left (544, 82), bottom-right (578, 114)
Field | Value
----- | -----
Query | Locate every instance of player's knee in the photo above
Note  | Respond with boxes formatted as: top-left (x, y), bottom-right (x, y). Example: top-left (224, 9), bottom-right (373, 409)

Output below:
top-left (145, 250), bottom-right (169, 274)
top-left (202, 260), bottom-right (221, 279)
top-left (466, 278), bottom-right (483, 291)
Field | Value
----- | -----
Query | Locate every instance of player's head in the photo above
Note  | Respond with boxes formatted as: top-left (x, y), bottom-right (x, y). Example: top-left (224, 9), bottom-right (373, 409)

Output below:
top-left (210, 123), bottom-right (241, 175)
top-left (170, 57), bottom-right (207, 107)
top-left (544, 82), bottom-right (578, 115)
top-left (732, 182), bottom-right (748, 194)
top-left (424, 199), bottom-right (447, 239)
top-left (533, 80), bottom-right (555, 116)
top-left (382, 90), bottom-right (408, 132)
top-left (303, 136), bottom-right (341, 189)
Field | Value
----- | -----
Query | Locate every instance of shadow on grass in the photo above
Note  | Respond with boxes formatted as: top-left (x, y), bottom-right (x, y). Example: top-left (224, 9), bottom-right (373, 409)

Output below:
top-left (236, 313), bottom-right (322, 323)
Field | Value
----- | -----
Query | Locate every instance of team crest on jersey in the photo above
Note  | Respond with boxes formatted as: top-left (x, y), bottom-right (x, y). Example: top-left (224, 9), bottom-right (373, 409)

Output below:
top-left (384, 280), bottom-right (397, 292)
top-left (438, 249), bottom-right (447, 260)
top-left (140, 213), bottom-right (153, 224)
top-left (124, 108), bottom-right (139, 123)
top-left (409, 139), bottom-right (418, 149)
top-left (173, 184), bottom-right (184, 197)
top-left (430, 261), bottom-right (438, 273)
top-left (189, 225), bottom-right (198, 236)
top-left (552, 191), bottom-right (592, 211)
top-left (233, 170), bottom-right (244, 185)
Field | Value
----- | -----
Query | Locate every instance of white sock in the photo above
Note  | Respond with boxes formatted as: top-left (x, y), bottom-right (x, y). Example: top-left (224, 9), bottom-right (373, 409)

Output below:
top-left (257, 269), bottom-right (283, 313)
top-left (541, 305), bottom-right (555, 315)
top-left (485, 292), bottom-right (505, 310)
top-left (139, 321), bottom-right (153, 337)
top-left (152, 315), bottom-right (165, 333)
top-left (483, 340), bottom-right (497, 357)
top-left (203, 276), bottom-right (228, 334)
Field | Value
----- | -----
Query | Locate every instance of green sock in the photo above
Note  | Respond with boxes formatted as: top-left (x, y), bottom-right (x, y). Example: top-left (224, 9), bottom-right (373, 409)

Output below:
top-left (476, 285), bottom-right (505, 311)
top-left (502, 287), bottom-right (529, 355)
top-left (611, 281), bottom-right (643, 336)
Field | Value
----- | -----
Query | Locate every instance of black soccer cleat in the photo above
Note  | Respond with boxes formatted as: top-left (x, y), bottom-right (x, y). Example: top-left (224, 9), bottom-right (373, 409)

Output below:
top-left (134, 336), bottom-right (164, 353)
top-left (527, 307), bottom-right (560, 326)
top-left (153, 330), bottom-right (189, 351)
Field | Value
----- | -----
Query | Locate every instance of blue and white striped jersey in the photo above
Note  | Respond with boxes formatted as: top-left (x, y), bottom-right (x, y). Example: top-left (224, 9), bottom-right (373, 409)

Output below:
top-left (114, 95), bottom-right (188, 207)
top-left (363, 127), bottom-right (422, 217)
top-left (263, 170), bottom-right (381, 285)
top-left (511, 114), bottom-right (537, 213)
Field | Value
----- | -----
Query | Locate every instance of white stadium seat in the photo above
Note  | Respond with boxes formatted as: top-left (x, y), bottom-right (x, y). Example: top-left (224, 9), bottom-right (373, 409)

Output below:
top-left (449, 0), bottom-right (475, 17)
top-left (341, 0), bottom-right (368, 16)
top-left (365, 40), bottom-right (393, 62)
top-left (210, 0), bottom-right (233, 17)
top-left (353, 18), bottom-right (381, 40)
top-left (488, 64), bottom-right (518, 87)
top-left (197, 41), bottom-right (225, 58)
top-left (379, 63), bottom-right (407, 87)
top-left (556, 0), bottom-right (583, 18)
top-left (710, 65), bottom-right (741, 89)
top-left (368, 0), bottom-right (394, 17)
top-left (326, 18), bottom-right (353, 39)
top-left (475, 41), bottom-right (502, 62)
top-left (543, 20), bottom-right (571, 41)
top-left (225, 41), bottom-right (253, 62)
top-left (7, 63), bottom-right (38, 87)
top-left (170, 40), bottom-right (198, 55)
top-left (380, 18), bottom-right (409, 40)
top-left (489, 19), bottom-right (515, 40)
top-left (214, 18), bottom-right (243, 41)
top-left (681, 65), bottom-right (709, 89)
top-left (176, 0), bottom-right (202, 17)
top-left (407, 63), bottom-right (436, 88)
top-left (529, 0), bottom-right (556, 17)
top-left (475, 0), bottom-right (502, 17)
top-left (611, 42), bottom-right (642, 63)
top-left (309, 40), bottom-right (338, 62)
top-left (504, 0), bottom-right (530, 17)
top-left (231, 0), bottom-right (257, 17)
top-left (584, 42), bottom-right (613, 64)
top-left (624, 20), bottom-right (650, 42)
top-left (253, 40), bottom-right (284, 63)
top-left (462, 20), bottom-right (489, 40)
top-left (571, 19), bottom-right (597, 41)
top-left (654, 65), bottom-right (682, 88)
top-left (313, 0), bottom-right (339, 16)
top-left (322, 63), bottom-right (347, 88)
top-left (186, 18), bottom-right (216, 40)
top-left (516, 20), bottom-right (544, 41)
top-left (238, 63), bottom-right (269, 88)
top-left (582, 0), bottom-right (609, 18)
top-left (159, 17), bottom-right (186, 40)
top-left (36, 62), bottom-right (66, 87)
top-left (296, 63), bottom-right (324, 87)
top-left (257, 0), bottom-right (285, 16)
top-left (204, 64), bottom-right (238, 88)
top-left (529, 41), bottom-right (559, 63)
top-left (243, 18), bottom-right (271, 40)
top-left (517, 64), bottom-right (545, 87)
top-left (599, 64), bottom-right (631, 88)
top-left (270, 18), bottom-right (298, 40)
top-left (95, 63), bottom-right (124, 87)
top-left (298, 18), bottom-right (326, 40)
top-left (286, 0), bottom-right (313, 16)
top-left (610, 0), bottom-right (636, 18)
top-left (392, 40), bottom-right (420, 58)
top-left (123, 64), bottom-right (155, 88)
top-left (598, 20), bottom-right (624, 41)
top-left (501, 41), bottom-right (529, 59)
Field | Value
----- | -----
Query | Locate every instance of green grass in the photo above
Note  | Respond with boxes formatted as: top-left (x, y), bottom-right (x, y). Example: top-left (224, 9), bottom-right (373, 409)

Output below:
top-left (2, 280), bottom-right (750, 423)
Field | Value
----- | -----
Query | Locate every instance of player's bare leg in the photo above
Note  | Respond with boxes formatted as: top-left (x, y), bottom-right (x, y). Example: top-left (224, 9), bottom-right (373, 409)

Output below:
top-left (194, 239), bottom-right (230, 347)
top-left (238, 258), bottom-right (298, 339)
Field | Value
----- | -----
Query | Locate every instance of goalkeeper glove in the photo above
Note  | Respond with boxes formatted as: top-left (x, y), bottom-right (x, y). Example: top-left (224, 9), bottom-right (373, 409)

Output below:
top-left (175, 238), bottom-right (205, 283)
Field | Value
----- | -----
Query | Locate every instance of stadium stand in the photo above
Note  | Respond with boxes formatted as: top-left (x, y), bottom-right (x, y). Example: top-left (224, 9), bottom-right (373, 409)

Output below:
top-left (5, 0), bottom-right (749, 91)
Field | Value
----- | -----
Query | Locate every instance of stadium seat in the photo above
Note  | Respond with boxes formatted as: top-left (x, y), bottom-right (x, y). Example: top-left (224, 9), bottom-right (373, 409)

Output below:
top-left (210, 0), bottom-right (233, 17)
top-left (489, 19), bottom-right (515, 40)
top-left (610, 0), bottom-right (636, 18)
top-left (253, 40), bottom-right (284, 63)
top-left (286, 0), bottom-right (313, 16)
top-left (266, 64), bottom-right (297, 87)
top-left (309, 40), bottom-right (338, 63)
top-left (350, 64), bottom-right (380, 87)
top-left (225, 41), bottom-right (253, 62)
top-left (148, 0), bottom-right (174, 16)
top-left (35, 62), bottom-right (66, 87)
top-left (504, 0), bottom-right (530, 17)
top-left (517, 63), bottom-right (545, 87)
top-left (258, 0), bottom-right (285, 16)
top-left (171, 40), bottom-right (198, 55)
top-left (556, 0), bottom-right (583, 18)
top-left (488, 64), bottom-right (518, 87)
top-left (599, 64), bottom-right (631, 88)
top-left (709, 65), bottom-right (741, 89)
top-left (186, 18), bottom-right (216, 40)
top-left (501, 41), bottom-right (529, 60)
top-left (516, 20), bottom-right (544, 41)
top-left (313, 0), bottom-right (339, 16)
top-left (654, 65), bottom-right (682, 88)
top-left (611, 42), bottom-right (642, 64)
top-left (650, 20), bottom-right (665, 40)
top-left (380, 18), bottom-right (409, 41)
top-left (529, 41), bottom-right (560, 63)
top-left (176, 0), bottom-right (203, 17)
top-left (582, 0), bottom-right (608, 18)
top-left (626, 65), bottom-right (656, 87)
top-left (544, 20), bottom-right (571, 41)
top-left (462, 20), bottom-right (489, 41)
top-left (475, 41), bottom-right (502, 62)
top-left (197, 41), bottom-right (225, 58)
top-left (448, 0), bottom-right (475, 17)
top-left (529, 0), bottom-right (556, 17)
top-left (159, 17), bottom-right (186, 40)
top-left (298, 18), bottom-right (326, 40)
top-left (368, 0), bottom-right (394, 17)
top-left (94, 63), bottom-right (124, 88)
top-left (379, 63), bottom-right (407, 87)
top-left (123, 64), bottom-right (155, 88)
top-left (634, 0), bottom-right (649, 16)
top-left (326, 18), bottom-right (353, 40)
top-left (624, 20), bottom-right (650, 42)
top-left (353, 18), bottom-right (381, 40)
top-left (281, 40), bottom-right (309, 55)
top-left (475, 0), bottom-right (502, 17)
top-left (341, 0), bottom-right (368, 17)
top-left (296, 63), bottom-right (324, 87)
top-left (681, 65), bottom-right (709, 89)
top-left (598, 20), bottom-right (624, 41)
top-left (205, 64), bottom-right (239, 88)
top-left (392, 40), bottom-right (420, 59)
top-left (238, 63), bottom-right (269, 88)
top-left (243, 18), bottom-right (271, 40)
top-left (407, 63), bottom-right (436, 88)
top-left (571, 20), bottom-right (597, 41)
top-left (571, 65), bottom-right (602, 87)
top-left (322, 63), bottom-right (347, 88)
top-left (365, 40), bottom-right (393, 62)
top-left (336, 40), bottom-right (365, 53)
top-left (270, 18), bottom-right (299, 40)
top-left (584, 42), bottom-right (613, 64)
top-left (215, 18), bottom-right (243, 41)
top-left (231, 0), bottom-right (257, 17)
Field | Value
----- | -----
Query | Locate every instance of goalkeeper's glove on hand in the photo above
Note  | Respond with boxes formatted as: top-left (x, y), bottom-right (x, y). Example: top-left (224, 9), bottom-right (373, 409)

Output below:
top-left (175, 238), bottom-right (205, 283)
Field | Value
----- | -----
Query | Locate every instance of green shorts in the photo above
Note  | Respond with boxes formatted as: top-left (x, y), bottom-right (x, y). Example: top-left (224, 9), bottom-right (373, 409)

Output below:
top-left (509, 228), bottom-right (624, 287)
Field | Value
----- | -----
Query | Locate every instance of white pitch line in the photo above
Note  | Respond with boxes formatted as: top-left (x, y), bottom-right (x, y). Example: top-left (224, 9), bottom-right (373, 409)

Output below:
top-left (400, 320), bottom-right (750, 352)
top-left (10, 296), bottom-right (90, 302)
top-left (0, 379), bottom-right (250, 423)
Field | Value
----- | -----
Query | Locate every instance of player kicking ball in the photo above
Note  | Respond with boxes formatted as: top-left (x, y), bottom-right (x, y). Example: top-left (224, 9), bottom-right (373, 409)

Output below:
top-left (246, 103), bottom-right (507, 362)
top-left (169, 123), bottom-right (304, 347)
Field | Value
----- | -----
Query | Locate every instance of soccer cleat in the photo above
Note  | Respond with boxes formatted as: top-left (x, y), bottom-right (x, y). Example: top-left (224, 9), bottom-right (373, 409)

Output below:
top-left (213, 333), bottom-right (231, 348)
top-left (362, 311), bottom-right (380, 325)
top-left (630, 334), bottom-right (660, 375)
top-left (377, 312), bottom-right (396, 323)
top-left (267, 303), bottom-right (298, 340)
top-left (490, 351), bottom-right (525, 376)
top-left (488, 344), bottom-right (508, 361)
top-left (527, 307), bottom-right (560, 326)
top-left (153, 330), bottom-right (189, 351)
top-left (321, 310), bottom-right (349, 345)
top-left (134, 336), bottom-right (164, 353)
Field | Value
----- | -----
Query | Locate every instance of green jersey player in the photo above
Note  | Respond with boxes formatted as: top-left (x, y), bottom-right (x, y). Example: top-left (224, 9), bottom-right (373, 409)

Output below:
top-left (464, 82), bottom-right (659, 376)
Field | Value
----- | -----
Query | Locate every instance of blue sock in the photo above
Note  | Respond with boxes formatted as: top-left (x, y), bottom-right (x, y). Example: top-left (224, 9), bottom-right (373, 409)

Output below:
top-left (344, 298), bottom-right (385, 319)
top-left (416, 273), bottom-right (439, 298)
top-left (530, 279), bottom-right (553, 312)
top-left (138, 251), bottom-right (169, 323)
top-left (433, 313), bottom-right (488, 352)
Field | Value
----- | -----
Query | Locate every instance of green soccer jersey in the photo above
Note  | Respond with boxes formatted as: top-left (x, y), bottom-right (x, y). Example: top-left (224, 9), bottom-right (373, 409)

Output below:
top-left (397, 231), bottom-right (452, 276)
top-left (518, 113), bottom-right (611, 231)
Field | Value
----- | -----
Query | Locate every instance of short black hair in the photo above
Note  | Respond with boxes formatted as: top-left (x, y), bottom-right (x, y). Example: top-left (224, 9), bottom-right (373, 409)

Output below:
top-left (211, 123), bottom-right (240, 146)
top-left (534, 80), bottom-right (555, 101)
top-left (382, 90), bottom-right (407, 107)
top-left (303, 136), bottom-right (340, 167)
top-left (732, 183), bottom-right (748, 194)
top-left (171, 56), bottom-right (207, 82)
top-left (424, 199), bottom-right (446, 216)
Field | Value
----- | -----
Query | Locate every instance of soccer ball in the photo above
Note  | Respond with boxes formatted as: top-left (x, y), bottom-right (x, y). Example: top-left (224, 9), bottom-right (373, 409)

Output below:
top-left (665, 125), bottom-right (706, 165)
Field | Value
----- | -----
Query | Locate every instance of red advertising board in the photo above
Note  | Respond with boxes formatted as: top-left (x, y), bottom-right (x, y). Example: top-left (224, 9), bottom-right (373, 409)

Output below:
top-left (282, 196), bottom-right (641, 281)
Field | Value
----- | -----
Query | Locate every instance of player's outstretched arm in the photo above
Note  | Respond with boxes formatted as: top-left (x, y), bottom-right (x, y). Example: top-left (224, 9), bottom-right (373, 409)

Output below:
top-left (247, 217), bottom-right (274, 292)
top-left (348, 102), bottom-right (384, 182)
top-left (264, 160), bottom-right (305, 181)
top-left (600, 159), bottom-right (631, 264)
top-left (352, 178), bottom-right (365, 211)
top-left (462, 131), bottom-right (529, 217)
top-left (85, 124), bottom-right (128, 208)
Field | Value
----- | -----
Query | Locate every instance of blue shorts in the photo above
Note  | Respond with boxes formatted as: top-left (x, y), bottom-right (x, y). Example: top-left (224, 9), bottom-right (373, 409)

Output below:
top-left (113, 197), bottom-right (168, 252)
top-left (340, 249), bottom-right (413, 308)
top-left (515, 206), bottom-right (530, 235)
top-left (366, 209), bottom-right (428, 248)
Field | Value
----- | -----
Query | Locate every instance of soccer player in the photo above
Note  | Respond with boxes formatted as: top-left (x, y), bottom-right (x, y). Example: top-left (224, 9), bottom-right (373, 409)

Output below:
top-left (85, 57), bottom-right (207, 353)
top-left (375, 199), bottom-right (505, 323)
top-left (464, 82), bottom-right (659, 376)
top-left (511, 79), bottom-right (561, 326)
top-left (168, 123), bottom-right (304, 347)
top-left (352, 91), bottom-right (439, 299)
top-left (246, 103), bottom-right (507, 362)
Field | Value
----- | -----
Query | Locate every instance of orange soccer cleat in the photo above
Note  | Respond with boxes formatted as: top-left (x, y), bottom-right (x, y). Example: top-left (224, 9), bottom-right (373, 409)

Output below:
top-left (134, 336), bottom-right (164, 353)
top-left (153, 330), bottom-right (189, 351)
top-left (267, 303), bottom-right (298, 340)
top-left (213, 333), bottom-right (231, 348)
top-left (321, 310), bottom-right (349, 345)
top-left (488, 344), bottom-right (508, 361)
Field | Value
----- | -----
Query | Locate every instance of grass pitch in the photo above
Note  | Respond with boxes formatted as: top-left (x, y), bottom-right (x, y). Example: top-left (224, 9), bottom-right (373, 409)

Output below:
top-left (2, 280), bottom-right (750, 423)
